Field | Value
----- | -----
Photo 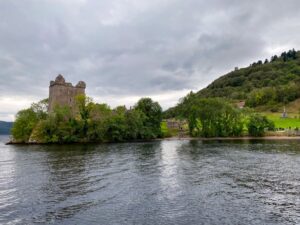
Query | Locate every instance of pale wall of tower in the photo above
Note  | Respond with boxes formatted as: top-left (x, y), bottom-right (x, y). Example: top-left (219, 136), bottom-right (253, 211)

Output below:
top-left (48, 75), bottom-right (86, 113)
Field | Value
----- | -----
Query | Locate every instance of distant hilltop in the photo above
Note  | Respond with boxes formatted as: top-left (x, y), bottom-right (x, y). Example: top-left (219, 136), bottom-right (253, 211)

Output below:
top-left (0, 121), bottom-right (13, 135)
top-left (48, 74), bottom-right (86, 113)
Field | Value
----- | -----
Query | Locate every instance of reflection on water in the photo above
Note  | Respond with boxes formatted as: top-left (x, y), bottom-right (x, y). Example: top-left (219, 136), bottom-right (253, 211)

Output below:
top-left (159, 141), bottom-right (182, 202)
top-left (0, 136), bottom-right (299, 225)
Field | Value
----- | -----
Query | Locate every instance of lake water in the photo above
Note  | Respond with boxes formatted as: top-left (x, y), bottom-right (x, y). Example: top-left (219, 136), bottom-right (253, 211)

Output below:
top-left (0, 135), bottom-right (299, 224)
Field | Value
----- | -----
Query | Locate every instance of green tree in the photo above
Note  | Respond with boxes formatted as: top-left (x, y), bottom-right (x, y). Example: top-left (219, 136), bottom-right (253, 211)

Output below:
top-left (134, 98), bottom-right (163, 139)
top-left (76, 94), bottom-right (94, 138)
top-left (87, 103), bottom-right (112, 142)
top-left (31, 98), bottom-right (48, 120)
top-left (271, 55), bottom-right (278, 62)
top-left (124, 109), bottom-right (145, 140)
top-left (33, 105), bottom-right (77, 143)
top-left (183, 98), bottom-right (244, 137)
top-left (247, 114), bottom-right (275, 136)
top-left (106, 106), bottom-right (127, 141)
top-left (281, 52), bottom-right (287, 62)
top-left (11, 108), bottom-right (39, 142)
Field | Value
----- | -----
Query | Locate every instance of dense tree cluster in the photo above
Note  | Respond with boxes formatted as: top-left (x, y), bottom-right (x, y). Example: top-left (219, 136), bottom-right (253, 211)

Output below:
top-left (12, 96), bottom-right (163, 143)
top-left (183, 98), bottom-right (244, 137)
top-left (173, 94), bottom-right (274, 137)
top-left (245, 83), bottom-right (300, 108)
top-left (251, 49), bottom-right (297, 66)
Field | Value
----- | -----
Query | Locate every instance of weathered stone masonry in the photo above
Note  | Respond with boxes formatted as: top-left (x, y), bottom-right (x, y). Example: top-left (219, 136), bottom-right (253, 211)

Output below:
top-left (48, 74), bottom-right (86, 113)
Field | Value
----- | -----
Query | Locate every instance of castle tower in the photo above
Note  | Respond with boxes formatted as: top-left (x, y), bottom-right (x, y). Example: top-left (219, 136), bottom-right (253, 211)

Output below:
top-left (48, 74), bottom-right (86, 113)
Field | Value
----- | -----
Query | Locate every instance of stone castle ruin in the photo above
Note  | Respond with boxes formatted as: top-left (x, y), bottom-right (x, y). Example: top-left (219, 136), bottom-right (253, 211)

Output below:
top-left (48, 74), bottom-right (86, 112)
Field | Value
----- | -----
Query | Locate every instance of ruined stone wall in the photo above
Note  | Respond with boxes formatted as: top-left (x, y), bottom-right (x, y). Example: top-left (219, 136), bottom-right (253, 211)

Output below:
top-left (48, 75), bottom-right (86, 113)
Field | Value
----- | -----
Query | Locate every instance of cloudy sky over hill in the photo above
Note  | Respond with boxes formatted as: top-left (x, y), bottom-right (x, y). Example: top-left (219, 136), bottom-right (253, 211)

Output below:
top-left (1, 0), bottom-right (300, 121)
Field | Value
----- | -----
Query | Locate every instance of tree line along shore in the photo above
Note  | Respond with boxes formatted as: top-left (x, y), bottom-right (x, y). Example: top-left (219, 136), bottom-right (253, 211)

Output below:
top-left (10, 96), bottom-right (282, 144)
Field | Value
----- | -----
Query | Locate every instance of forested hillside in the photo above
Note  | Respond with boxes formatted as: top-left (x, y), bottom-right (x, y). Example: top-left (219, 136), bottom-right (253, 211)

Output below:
top-left (198, 49), bottom-right (300, 108)
top-left (165, 49), bottom-right (300, 117)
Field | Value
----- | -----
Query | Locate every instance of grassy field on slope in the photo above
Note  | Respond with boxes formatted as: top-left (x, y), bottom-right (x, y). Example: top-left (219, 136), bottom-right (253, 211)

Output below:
top-left (264, 113), bottom-right (300, 129)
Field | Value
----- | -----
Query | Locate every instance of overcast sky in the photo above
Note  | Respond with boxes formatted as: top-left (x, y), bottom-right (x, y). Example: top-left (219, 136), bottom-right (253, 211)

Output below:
top-left (1, 0), bottom-right (300, 121)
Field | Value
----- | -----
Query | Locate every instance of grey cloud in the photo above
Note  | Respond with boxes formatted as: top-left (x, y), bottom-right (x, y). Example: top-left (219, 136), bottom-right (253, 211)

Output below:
top-left (1, 0), bottom-right (300, 120)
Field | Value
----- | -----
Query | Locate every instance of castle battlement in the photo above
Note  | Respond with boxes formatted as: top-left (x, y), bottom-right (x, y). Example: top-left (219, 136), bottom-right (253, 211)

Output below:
top-left (49, 74), bottom-right (86, 88)
top-left (48, 74), bottom-right (86, 113)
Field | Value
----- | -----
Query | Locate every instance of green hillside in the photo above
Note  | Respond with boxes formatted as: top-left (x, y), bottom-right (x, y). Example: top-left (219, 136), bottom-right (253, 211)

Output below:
top-left (165, 49), bottom-right (300, 118)
top-left (197, 49), bottom-right (300, 109)
top-left (0, 121), bottom-right (13, 135)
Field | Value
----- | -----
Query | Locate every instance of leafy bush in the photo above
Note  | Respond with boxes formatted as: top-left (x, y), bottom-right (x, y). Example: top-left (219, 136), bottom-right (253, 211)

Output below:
top-left (247, 114), bottom-right (275, 136)
top-left (11, 108), bottom-right (39, 142)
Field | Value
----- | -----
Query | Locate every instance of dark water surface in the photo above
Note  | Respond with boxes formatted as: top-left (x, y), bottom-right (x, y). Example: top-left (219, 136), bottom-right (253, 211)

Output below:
top-left (0, 135), bottom-right (299, 225)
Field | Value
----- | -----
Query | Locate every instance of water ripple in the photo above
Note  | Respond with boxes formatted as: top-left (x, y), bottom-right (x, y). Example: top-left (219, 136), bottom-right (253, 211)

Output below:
top-left (0, 137), bottom-right (300, 224)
